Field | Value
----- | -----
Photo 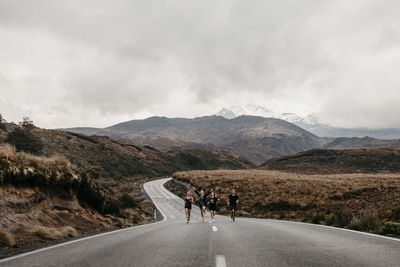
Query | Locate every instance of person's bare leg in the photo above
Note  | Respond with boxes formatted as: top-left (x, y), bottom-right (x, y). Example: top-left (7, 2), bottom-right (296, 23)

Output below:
top-left (202, 207), bottom-right (206, 222)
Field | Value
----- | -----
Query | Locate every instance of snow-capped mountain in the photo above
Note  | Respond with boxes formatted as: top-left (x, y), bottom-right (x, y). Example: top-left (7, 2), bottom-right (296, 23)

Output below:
top-left (215, 105), bottom-right (319, 125)
top-left (215, 105), bottom-right (400, 139)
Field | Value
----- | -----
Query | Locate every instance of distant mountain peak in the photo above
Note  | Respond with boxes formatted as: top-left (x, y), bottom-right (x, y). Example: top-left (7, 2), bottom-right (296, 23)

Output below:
top-left (215, 108), bottom-right (237, 119)
top-left (215, 105), bottom-right (305, 123)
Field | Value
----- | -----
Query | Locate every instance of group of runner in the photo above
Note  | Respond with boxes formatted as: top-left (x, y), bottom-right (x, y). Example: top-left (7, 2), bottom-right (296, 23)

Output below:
top-left (184, 187), bottom-right (239, 223)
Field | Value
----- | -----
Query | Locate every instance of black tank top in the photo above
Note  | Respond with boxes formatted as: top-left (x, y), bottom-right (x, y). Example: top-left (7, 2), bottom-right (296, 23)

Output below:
top-left (185, 197), bottom-right (192, 207)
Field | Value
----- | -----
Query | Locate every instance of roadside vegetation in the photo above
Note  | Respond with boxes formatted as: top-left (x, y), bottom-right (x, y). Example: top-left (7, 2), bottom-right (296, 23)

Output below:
top-left (171, 170), bottom-right (400, 237)
top-left (0, 143), bottom-right (156, 252)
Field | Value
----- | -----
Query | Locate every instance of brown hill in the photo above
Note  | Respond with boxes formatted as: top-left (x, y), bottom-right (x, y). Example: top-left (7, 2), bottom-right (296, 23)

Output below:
top-left (323, 136), bottom-right (400, 149)
top-left (1, 122), bottom-right (253, 180)
top-left (262, 147), bottom-right (400, 174)
top-left (65, 115), bottom-right (323, 165)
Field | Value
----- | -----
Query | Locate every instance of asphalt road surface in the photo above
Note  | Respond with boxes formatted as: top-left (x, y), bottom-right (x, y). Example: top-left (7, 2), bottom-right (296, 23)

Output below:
top-left (1, 178), bottom-right (399, 267)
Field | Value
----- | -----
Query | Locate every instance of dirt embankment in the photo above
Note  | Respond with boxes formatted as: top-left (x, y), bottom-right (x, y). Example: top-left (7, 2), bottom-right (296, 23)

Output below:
top-left (0, 144), bottom-right (156, 258)
top-left (172, 170), bottom-right (400, 236)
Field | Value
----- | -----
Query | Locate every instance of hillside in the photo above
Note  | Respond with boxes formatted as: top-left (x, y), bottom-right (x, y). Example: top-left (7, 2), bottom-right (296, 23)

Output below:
top-left (322, 136), bottom-right (400, 149)
top-left (262, 147), bottom-right (400, 174)
top-left (65, 115), bottom-right (323, 165)
top-left (0, 144), bottom-right (156, 252)
top-left (1, 122), bottom-right (253, 180)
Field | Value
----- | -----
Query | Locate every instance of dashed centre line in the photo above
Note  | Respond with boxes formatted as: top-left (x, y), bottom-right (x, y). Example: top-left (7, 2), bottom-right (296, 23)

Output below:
top-left (212, 226), bottom-right (218, 232)
top-left (216, 255), bottom-right (226, 267)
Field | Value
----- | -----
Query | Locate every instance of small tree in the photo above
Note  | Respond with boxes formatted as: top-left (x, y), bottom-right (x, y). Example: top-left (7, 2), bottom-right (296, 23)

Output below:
top-left (0, 114), bottom-right (6, 131)
top-left (20, 117), bottom-right (35, 129)
top-left (6, 126), bottom-right (44, 154)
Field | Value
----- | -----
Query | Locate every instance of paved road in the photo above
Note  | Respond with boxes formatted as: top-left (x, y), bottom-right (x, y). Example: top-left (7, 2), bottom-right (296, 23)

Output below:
top-left (1, 178), bottom-right (399, 267)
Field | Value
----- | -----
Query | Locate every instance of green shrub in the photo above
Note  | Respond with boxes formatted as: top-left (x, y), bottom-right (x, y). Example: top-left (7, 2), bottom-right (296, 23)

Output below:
top-left (359, 214), bottom-right (381, 232)
top-left (84, 166), bottom-right (104, 180)
top-left (324, 213), bottom-right (335, 226)
top-left (6, 127), bottom-right (44, 154)
top-left (119, 193), bottom-right (137, 208)
top-left (333, 209), bottom-right (353, 228)
top-left (103, 199), bottom-right (121, 215)
top-left (381, 222), bottom-right (400, 236)
top-left (0, 114), bottom-right (7, 131)
top-left (389, 208), bottom-right (400, 222)
top-left (348, 217), bottom-right (362, 231)
top-left (311, 213), bottom-right (325, 224)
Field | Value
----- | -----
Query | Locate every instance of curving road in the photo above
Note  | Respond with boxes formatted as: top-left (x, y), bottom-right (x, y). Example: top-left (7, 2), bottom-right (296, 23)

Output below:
top-left (1, 178), bottom-right (399, 267)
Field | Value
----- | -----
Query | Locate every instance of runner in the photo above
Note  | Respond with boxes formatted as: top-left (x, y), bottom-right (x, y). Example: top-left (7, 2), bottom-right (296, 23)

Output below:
top-left (184, 191), bottom-right (194, 223)
top-left (228, 189), bottom-right (239, 221)
top-left (193, 186), bottom-right (211, 223)
top-left (208, 192), bottom-right (219, 222)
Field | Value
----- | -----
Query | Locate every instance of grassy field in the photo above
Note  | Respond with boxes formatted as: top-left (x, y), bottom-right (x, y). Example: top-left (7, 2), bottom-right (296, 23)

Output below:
top-left (172, 170), bottom-right (400, 236)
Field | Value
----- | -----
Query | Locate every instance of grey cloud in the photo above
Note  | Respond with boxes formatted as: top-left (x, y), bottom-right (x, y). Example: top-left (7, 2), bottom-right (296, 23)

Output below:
top-left (1, 0), bottom-right (400, 128)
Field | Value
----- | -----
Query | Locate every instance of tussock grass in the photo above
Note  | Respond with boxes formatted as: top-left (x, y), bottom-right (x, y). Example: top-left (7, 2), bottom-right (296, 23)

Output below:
top-left (173, 170), bottom-right (400, 236)
top-left (0, 144), bottom-right (16, 160)
top-left (0, 228), bottom-right (15, 248)
top-left (0, 145), bottom-right (121, 215)
top-left (34, 226), bottom-right (78, 240)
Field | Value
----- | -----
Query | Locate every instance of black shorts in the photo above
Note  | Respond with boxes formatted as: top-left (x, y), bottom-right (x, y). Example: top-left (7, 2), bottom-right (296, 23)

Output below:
top-left (209, 204), bottom-right (217, 211)
top-left (185, 204), bottom-right (192, 209)
top-left (230, 205), bottom-right (237, 211)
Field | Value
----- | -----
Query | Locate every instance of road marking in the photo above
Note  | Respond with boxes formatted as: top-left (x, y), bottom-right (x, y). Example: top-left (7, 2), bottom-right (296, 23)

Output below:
top-left (212, 226), bottom-right (218, 231)
top-left (216, 255), bottom-right (226, 267)
top-left (0, 178), bottom-right (171, 264)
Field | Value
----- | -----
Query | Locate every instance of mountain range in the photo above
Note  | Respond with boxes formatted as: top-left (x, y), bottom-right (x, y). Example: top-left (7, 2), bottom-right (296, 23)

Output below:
top-left (215, 105), bottom-right (400, 139)
top-left (65, 116), bottom-right (323, 165)
top-left (65, 113), bottom-right (400, 166)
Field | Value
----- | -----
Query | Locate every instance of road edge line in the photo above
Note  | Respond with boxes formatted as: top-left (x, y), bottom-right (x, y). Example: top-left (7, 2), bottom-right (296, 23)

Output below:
top-left (0, 178), bottom-right (171, 263)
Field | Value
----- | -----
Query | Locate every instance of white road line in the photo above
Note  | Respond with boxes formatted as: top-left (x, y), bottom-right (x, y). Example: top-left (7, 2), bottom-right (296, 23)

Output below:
top-left (216, 255), bottom-right (226, 267)
top-left (0, 180), bottom-right (170, 263)
top-left (212, 226), bottom-right (218, 232)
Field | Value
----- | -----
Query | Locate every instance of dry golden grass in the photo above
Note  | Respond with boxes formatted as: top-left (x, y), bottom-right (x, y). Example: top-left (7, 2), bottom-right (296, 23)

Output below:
top-left (0, 144), bottom-right (16, 160)
top-left (34, 226), bottom-right (79, 240)
top-left (0, 228), bottom-right (15, 248)
top-left (173, 170), bottom-right (400, 224)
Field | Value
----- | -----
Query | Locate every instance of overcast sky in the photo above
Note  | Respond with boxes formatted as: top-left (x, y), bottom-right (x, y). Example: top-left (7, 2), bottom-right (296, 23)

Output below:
top-left (1, 0), bottom-right (400, 129)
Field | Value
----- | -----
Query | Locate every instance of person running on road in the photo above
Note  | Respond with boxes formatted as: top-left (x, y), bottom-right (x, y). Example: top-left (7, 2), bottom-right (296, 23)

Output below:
top-left (228, 189), bottom-right (239, 221)
top-left (208, 192), bottom-right (219, 222)
top-left (184, 191), bottom-right (194, 223)
top-left (193, 186), bottom-right (211, 223)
